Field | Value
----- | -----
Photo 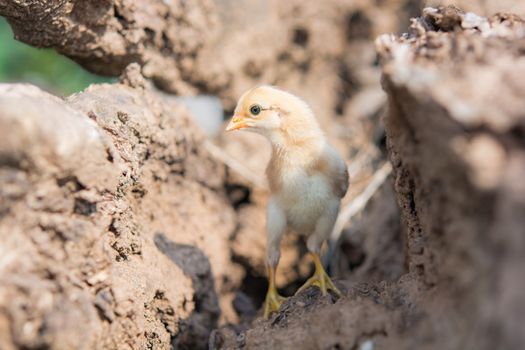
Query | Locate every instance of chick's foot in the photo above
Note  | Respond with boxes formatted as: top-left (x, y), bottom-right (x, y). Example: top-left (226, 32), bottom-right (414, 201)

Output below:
top-left (263, 288), bottom-right (286, 319)
top-left (263, 264), bottom-right (287, 319)
top-left (296, 253), bottom-right (342, 297)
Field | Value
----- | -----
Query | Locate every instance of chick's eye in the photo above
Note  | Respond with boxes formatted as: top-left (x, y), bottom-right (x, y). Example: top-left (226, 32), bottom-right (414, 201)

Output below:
top-left (249, 104), bottom-right (261, 116)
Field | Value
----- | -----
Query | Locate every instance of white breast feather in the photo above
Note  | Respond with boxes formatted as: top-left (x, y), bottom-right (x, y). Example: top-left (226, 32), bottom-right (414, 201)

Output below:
top-left (277, 170), bottom-right (332, 235)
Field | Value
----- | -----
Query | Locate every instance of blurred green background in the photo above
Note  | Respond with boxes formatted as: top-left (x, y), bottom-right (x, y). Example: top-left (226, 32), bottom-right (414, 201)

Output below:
top-left (0, 17), bottom-right (111, 95)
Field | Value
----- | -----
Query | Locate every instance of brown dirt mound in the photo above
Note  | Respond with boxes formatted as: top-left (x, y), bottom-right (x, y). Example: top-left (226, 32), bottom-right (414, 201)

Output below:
top-left (0, 77), bottom-right (243, 349)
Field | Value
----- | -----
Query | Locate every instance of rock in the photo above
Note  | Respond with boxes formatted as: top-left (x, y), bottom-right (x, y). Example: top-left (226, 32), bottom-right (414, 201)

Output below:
top-left (0, 82), bottom-right (241, 349)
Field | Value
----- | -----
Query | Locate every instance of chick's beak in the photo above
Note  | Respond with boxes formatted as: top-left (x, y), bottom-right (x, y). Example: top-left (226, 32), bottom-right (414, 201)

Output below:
top-left (226, 115), bottom-right (248, 131)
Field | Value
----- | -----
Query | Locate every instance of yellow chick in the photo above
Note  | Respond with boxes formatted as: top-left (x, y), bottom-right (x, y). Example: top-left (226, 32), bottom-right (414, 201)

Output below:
top-left (226, 85), bottom-right (348, 318)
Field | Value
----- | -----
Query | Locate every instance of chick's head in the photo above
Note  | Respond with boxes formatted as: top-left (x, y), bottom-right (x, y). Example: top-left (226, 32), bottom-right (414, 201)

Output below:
top-left (226, 85), bottom-right (322, 143)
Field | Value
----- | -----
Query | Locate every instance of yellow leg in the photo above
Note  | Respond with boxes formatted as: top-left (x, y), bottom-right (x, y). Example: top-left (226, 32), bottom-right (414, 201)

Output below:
top-left (263, 265), bottom-right (286, 319)
top-left (296, 253), bottom-right (342, 297)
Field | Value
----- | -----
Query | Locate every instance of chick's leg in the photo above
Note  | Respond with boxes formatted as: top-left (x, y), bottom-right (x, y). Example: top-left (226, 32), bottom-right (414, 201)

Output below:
top-left (264, 198), bottom-right (287, 319)
top-left (296, 199), bottom-right (342, 297)
top-left (264, 264), bottom-right (286, 319)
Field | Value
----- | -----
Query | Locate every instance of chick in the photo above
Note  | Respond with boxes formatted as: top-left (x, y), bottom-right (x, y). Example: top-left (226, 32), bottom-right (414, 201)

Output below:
top-left (226, 85), bottom-right (348, 318)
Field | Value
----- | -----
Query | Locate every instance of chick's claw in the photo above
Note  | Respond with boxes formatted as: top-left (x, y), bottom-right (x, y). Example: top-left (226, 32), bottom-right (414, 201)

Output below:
top-left (296, 270), bottom-right (342, 297)
top-left (296, 253), bottom-right (342, 297)
top-left (263, 289), bottom-right (286, 319)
